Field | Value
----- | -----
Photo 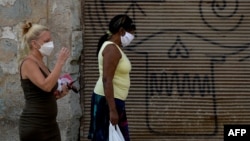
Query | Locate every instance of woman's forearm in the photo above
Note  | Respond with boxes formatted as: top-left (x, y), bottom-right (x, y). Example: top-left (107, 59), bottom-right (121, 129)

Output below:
top-left (103, 80), bottom-right (116, 111)
top-left (43, 62), bottom-right (64, 92)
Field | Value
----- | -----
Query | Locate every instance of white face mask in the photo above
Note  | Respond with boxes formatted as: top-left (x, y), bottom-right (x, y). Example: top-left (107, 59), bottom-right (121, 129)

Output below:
top-left (38, 41), bottom-right (54, 56)
top-left (121, 32), bottom-right (134, 47)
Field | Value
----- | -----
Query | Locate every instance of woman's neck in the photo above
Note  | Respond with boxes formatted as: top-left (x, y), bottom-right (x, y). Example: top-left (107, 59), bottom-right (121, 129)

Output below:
top-left (109, 35), bottom-right (122, 48)
top-left (30, 50), bottom-right (44, 62)
top-left (29, 50), bottom-right (50, 74)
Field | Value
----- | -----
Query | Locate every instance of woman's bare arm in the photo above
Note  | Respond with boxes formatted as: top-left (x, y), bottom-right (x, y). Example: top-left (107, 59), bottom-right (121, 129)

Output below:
top-left (21, 47), bottom-right (70, 92)
top-left (102, 44), bottom-right (121, 125)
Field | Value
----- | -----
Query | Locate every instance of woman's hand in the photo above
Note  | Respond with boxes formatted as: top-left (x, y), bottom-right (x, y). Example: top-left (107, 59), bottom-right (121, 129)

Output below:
top-left (55, 84), bottom-right (69, 99)
top-left (57, 47), bottom-right (70, 65)
top-left (110, 109), bottom-right (119, 125)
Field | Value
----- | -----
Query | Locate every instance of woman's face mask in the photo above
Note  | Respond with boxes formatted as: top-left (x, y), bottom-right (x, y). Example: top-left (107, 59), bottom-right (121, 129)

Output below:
top-left (121, 32), bottom-right (134, 47)
top-left (38, 41), bottom-right (54, 56)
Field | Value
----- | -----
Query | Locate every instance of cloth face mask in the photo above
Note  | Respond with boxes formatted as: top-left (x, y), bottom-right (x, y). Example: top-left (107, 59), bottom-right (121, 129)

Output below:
top-left (39, 41), bottom-right (54, 56)
top-left (121, 32), bottom-right (134, 47)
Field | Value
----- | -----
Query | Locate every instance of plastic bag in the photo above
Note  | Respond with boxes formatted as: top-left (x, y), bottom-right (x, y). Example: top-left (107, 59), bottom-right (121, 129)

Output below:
top-left (109, 122), bottom-right (125, 141)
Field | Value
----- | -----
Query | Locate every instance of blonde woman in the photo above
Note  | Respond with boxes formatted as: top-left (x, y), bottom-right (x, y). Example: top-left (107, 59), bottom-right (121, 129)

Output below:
top-left (18, 22), bottom-right (70, 141)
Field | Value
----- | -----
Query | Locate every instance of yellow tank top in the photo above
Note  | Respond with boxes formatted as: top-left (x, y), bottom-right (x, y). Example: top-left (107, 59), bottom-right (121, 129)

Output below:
top-left (94, 41), bottom-right (131, 100)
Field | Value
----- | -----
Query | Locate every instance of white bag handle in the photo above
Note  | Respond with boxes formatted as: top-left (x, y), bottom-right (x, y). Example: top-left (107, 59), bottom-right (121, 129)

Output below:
top-left (109, 122), bottom-right (125, 141)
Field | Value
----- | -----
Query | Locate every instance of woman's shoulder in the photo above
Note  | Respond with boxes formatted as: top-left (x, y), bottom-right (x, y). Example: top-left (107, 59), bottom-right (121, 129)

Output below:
top-left (20, 56), bottom-right (40, 79)
top-left (21, 56), bottom-right (37, 66)
top-left (103, 41), bottom-right (119, 47)
top-left (21, 56), bottom-right (41, 73)
top-left (102, 43), bottom-right (122, 58)
top-left (105, 41), bottom-right (121, 50)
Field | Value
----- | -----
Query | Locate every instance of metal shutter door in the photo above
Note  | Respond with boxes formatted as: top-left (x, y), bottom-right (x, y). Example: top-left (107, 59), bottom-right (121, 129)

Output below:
top-left (80, 1), bottom-right (250, 141)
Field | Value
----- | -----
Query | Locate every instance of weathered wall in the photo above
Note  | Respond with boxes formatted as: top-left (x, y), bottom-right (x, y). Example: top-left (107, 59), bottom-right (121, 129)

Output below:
top-left (0, 0), bottom-right (83, 141)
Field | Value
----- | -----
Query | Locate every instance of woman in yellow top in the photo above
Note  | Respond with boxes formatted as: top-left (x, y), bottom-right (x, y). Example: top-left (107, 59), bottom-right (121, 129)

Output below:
top-left (88, 15), bottom-right (136, 141)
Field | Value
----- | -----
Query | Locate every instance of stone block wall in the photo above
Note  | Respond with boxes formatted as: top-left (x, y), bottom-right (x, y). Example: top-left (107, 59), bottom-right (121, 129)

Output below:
top-left (0, 0), bottom-right (83, 141)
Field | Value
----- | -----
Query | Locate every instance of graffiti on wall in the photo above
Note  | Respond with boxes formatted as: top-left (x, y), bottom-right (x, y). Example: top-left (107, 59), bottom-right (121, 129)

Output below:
top-left (85, 0), bottom-right (250, 136)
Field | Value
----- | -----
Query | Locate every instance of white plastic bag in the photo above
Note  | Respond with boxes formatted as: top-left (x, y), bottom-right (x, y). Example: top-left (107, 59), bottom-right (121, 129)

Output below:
top-left (109, 122), bottom-right (125, 141)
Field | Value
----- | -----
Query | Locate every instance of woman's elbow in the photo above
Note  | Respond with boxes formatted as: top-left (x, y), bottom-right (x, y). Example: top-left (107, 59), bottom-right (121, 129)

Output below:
top-left (43, 87), bottom-right (52, 92)
top-left (40, 84), bottom-right (54, 92)
top-left (102, 77), bottom-right (113, 85)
